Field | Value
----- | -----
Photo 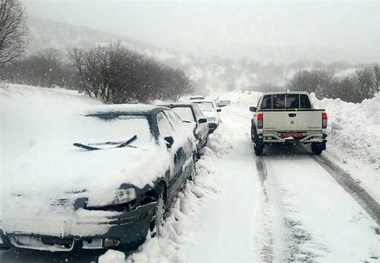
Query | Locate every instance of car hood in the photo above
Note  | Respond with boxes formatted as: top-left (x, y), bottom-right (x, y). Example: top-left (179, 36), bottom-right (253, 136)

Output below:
top-left (201, 110), bottom-right (219, 119)
top-left (3, 140), bottom-right (172, 208)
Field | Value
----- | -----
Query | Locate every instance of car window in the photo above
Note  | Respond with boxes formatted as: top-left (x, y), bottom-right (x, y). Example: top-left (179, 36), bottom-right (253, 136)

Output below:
top-left (192, 104), bottom-right (205, 119)
top-left (156, 112), bottom-right (175, 137)
top-left (74, 114), bottom-right (152, 147)
top-left (286, 94), bottom-right (300, 109)
top-left (171, 107), bottom-right (196, 122)
top-left (164, 110), bottom-right (188, 134)
top-left (300, 94), bottom-right (312, 108)
top-left (261, 95), bottom-right (272, 109)
top-left (195, 102), bottom-right (215, 111)
top-left (265, 94), bottom-right (307, 109)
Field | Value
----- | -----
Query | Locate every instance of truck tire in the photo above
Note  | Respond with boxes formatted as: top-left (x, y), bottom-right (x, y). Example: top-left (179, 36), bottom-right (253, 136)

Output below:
top-left (251, 126), bottom-right (255, 143)
top-left (254, 146), bottom-right (263, 156)
top-left (311, 143), bottom-right (324, 155)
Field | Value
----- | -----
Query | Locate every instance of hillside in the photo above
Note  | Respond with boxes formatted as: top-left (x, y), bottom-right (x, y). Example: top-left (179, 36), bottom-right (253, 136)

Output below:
top-left (16, 18), bottom-right (378, 98)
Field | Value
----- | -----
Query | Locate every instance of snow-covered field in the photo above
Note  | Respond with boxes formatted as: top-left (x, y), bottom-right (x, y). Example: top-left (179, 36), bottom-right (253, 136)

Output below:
top-left (1, 85), bottom-right (380, 263)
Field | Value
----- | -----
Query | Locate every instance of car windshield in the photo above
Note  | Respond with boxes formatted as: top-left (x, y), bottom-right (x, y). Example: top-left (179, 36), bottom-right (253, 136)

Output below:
top-left (71, 113), bottom-right (152, 148)
top-left (171, 107), bottom-right (195, 122)
top-left (195, 102), bottom-right (214, 111)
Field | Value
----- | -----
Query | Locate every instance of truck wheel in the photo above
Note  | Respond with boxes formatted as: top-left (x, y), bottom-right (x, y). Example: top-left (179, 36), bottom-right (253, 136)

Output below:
top-left (254, 146), bottom-right (263, 156)
top-left (311, 143), bottom-right (323, 155)
top-left (251, 126), bottom-right (255, 142)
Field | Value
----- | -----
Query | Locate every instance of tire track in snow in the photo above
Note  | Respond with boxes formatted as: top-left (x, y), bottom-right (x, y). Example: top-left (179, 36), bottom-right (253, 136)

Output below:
top-left (312, 153), bottom-right (380, 228)
top-left (247, 133), bottom-right (274, 263)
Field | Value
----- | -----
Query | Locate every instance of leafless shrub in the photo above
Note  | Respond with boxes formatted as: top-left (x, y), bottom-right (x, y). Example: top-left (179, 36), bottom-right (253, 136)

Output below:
top-left (0, 0), bottom-right (29, 68)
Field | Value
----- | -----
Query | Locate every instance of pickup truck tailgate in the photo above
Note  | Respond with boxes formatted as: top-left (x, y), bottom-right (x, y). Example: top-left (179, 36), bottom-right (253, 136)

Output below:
top-left (263, 111), bottom-right (323, 131)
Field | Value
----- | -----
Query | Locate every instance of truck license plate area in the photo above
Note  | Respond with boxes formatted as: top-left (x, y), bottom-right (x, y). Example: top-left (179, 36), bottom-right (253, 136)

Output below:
top-left (281, 132), bottom-right (303, 138)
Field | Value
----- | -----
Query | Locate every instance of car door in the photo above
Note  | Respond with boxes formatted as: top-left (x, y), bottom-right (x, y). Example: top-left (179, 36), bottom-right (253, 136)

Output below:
top-left (193, 104), bottom-right (209, 143)
top-left (156, 111), bottom-right (185, 198)
top-left (164, 110), bottom-right (193, 187)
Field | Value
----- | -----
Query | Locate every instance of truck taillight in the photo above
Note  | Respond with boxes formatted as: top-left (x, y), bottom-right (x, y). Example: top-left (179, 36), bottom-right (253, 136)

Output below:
top-left (322, 113), bottom-right (328, 129)
top-left (257, 113), bottom-right (263, 129)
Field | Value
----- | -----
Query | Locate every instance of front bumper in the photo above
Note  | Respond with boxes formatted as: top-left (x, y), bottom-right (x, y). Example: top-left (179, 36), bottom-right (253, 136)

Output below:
top-left (1, 202), bottom-right (156, 252)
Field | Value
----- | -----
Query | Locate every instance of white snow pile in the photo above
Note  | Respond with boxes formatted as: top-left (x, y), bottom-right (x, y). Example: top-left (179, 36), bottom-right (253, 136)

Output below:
top-left (311, 92), bottom-right (380, 169)
top-left (125, 129), bottom-right (228, 263)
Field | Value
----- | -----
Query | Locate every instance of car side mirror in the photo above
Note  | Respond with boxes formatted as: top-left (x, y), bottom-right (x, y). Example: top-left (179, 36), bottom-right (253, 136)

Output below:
top-left (249, 107), bottom-right (257, 112)
top-left (217, 109), bottom-right (221, 112)
top-left (198, 118), bottom-right (207, 124)
top-left (164, 136), bottom-right (174, 148)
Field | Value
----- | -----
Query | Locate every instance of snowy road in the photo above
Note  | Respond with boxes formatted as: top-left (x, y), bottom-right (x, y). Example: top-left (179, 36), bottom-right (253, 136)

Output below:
top-left (1, 87), bottom-right (380, 263)
top-left (179, 110), bottom-right (380, 262)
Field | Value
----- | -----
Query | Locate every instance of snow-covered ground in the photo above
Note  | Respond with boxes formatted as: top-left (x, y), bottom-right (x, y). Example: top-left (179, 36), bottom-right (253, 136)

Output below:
top-left (1, 85), bottom-right (379, 263)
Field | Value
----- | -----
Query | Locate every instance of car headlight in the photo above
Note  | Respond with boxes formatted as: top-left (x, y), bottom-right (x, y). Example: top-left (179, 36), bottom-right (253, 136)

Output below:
top-left (112, 188), bottom-right (137, 205)
top-left (85, 188), bottom-right (137, 209)
top-left (207, 117), bottom-right (216, 122)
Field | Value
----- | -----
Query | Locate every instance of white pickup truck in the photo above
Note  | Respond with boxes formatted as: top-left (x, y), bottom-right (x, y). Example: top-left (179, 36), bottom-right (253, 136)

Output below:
top-left (250, 91), bottom-right (327, 156)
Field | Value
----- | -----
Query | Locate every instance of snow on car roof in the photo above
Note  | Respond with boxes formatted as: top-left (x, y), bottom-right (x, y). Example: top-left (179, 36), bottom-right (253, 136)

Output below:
top-left (261, 91), bottom-right (310, 95)
top-left (159, 102), bottom-right (196, 107)
top-left (84, 103), bottom-right (167, 115)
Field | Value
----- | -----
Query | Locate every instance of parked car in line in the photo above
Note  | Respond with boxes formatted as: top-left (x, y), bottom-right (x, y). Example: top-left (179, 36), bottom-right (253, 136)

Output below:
top-left (0, 104), bottom-right (196, 252)
top-left (159, 102), bottom-right (209, 158)
top-left (217, 100), bottom-right (231, 107)
top-left (178, 95), bottom-right (205, 101)
top-left (190, 99), bottom-right (221, 133)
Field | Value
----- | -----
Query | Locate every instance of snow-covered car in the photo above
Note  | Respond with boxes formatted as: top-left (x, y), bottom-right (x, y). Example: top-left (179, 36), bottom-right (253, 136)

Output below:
top-left (191, 99), bottom-right (221, 133)
top-left (217, 100), bottom-right (231, 107)
top-left (160, 103), bottom-right (209, 158)
top-left (178, 95), bottom-right (205, 101)
top-left (0, 104), bottom-right (196, 252)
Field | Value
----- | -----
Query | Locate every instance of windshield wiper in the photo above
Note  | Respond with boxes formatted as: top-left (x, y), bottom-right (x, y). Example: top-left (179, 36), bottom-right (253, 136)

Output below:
top-left (116, 135), bottom-right (137, 148)
top-left (73, 143), bottom-right (100, 151)
top-left (73, 135), bottom-right (137, 151)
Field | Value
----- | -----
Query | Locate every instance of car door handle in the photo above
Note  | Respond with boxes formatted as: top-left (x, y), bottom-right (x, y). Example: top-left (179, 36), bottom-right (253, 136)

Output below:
top-left (288, 113), bottom-right (296, 117)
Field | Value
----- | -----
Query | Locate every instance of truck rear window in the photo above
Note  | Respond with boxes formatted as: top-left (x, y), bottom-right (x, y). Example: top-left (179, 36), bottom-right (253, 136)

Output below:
top-left (260, 94), bottom-right (311, 109)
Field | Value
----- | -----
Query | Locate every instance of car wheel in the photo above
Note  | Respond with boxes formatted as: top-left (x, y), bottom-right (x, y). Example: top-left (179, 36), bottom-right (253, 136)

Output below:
top-left (188, 158), bottom-right (196, 181)
top-left (150, 183), bottom-right (166, 237)
top-left (196, 150), bottom-right (201, 160)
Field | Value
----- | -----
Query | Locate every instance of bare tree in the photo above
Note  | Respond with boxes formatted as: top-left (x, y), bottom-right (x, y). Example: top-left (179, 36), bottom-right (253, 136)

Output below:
top-left (355, 67), bottom-right (374, 101)
top-left (0, 0), bottom-right (29, 68)
top-left (373, 64), bottom-right (380, 93)
top-left (67, 47), bottom-right (92, 96)
top-left (287, 70), bottom-right (333, 98)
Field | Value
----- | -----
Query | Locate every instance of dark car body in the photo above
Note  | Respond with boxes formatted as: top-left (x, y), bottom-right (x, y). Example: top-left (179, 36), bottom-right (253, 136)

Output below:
top-left (0, 104), bottom-right (196, 252)
top-left (160, 103), bottom-right (209, 155)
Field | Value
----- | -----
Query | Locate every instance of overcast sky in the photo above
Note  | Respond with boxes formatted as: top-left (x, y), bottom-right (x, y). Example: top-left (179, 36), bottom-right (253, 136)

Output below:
top-left (22, 0), bottom-right (380, 58)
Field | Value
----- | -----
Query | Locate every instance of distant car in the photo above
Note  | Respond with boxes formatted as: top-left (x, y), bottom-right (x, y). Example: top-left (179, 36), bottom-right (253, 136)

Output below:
top-left (188, 95), bottom-right (205, 100)
top-left (0, 104), bottom-right (196, 252)
top-left (217, 100), bottom-right (231, 107)
top-left (178, 95), bottom-right (205, 101)
top-left (160, 103), bottom-right (209, 158)
top-left (191, 99), bottom-right (221, 133)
